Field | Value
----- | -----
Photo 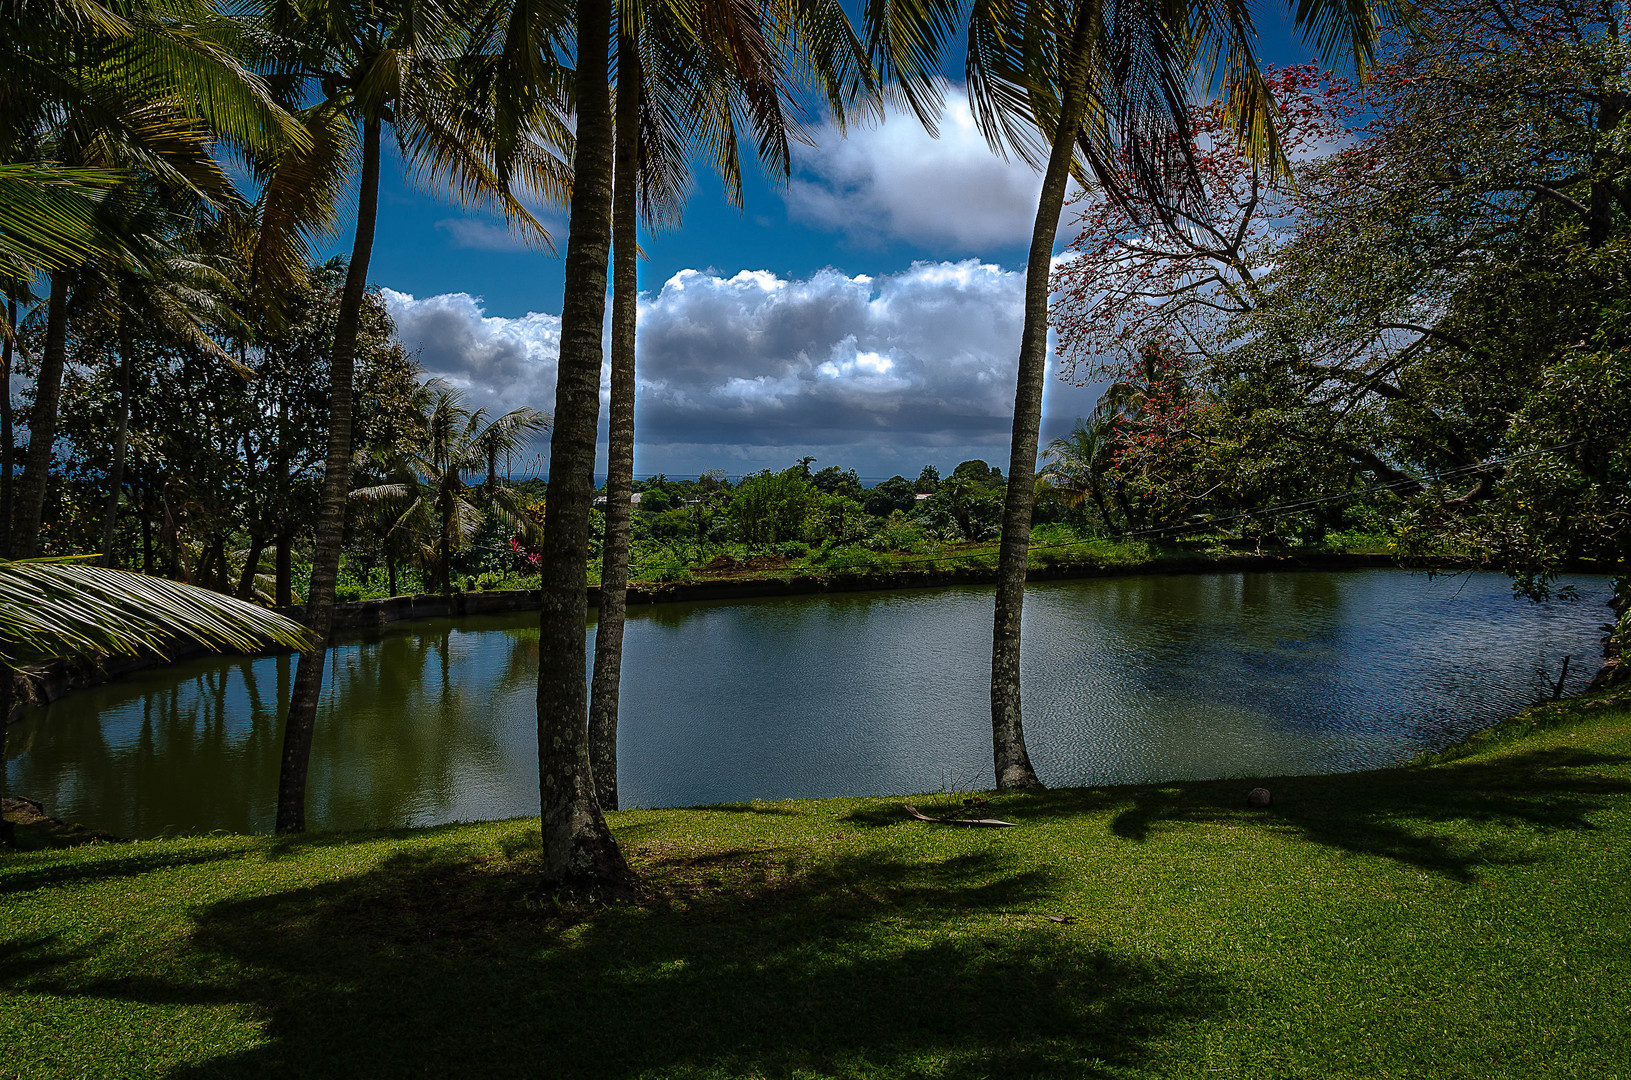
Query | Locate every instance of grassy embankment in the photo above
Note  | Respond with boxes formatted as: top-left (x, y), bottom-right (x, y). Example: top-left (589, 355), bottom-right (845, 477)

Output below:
top-left (335, 530), bottom-right (1408, 599)
top-left (4, 688), bottom-right (1629, 1079)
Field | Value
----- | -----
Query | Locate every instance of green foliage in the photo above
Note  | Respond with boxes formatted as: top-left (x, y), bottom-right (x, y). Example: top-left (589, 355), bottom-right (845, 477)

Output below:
top-left (811, 465), bottom-right (863, 499)
top-left (728, 470), bottom-right (818, 545)
top-left (863, 475), bottom-right (917, 517)
top-left (864, 514), bottom-right (932, 553)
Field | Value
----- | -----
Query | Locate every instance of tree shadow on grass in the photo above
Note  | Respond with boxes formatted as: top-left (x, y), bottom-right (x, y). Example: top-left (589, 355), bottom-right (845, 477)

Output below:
top-left (18, 842), bottom-right (1229, 1080)
top-left (0, 844), bottom-right (246, 895)
top-left (919, 746), bottom-right (1631, 883)
top-left (687, 802), bottom-right (804, 816)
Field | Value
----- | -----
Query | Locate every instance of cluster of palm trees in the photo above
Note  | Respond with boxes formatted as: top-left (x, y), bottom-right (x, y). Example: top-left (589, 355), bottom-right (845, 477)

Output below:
top-left (353, 382), bottom-right (550, 598)
top-left (5, 0), bottom-right (1405, 884)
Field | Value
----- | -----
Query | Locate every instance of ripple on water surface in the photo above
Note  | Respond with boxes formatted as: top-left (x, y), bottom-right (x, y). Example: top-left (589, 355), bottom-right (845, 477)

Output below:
top-left (6, 569), bottom-right (1609, 836)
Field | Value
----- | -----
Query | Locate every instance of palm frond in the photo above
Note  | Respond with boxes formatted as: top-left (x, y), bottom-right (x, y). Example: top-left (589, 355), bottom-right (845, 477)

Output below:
top-left (0, 557), bottom-right (315, 665)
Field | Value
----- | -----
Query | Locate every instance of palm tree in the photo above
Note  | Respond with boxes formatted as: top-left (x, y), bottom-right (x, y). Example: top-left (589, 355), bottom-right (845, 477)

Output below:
top-left (536, 0), bottom-right (872, 893)
top-left (3, 0), bottom-right (299, 556)
top-left (863, 0), bottom-right (1405, 790)
top-left (0, 555), bottom-right (313, 845)
top-left (1043, 415), bottom-right (1118, 529)
top-left (243, 0), bottom-right (568, 834)
top-left (588, 0), bottom-right (815, 810)
top-left (352, 382), bottom-right (550, 596)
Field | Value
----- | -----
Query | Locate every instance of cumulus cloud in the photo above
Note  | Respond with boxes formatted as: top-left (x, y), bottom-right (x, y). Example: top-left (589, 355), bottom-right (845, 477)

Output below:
top-left (381, 288), bottom-right (564, 420)
top-left (383, 262), bottom-right (1105, 478)
top-left (785, 84), bottom-right (1081, 254)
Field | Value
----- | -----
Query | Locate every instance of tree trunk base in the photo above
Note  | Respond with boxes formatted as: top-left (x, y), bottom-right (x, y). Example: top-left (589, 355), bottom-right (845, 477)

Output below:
top-left (540, 819), bottom-right (640, 902)
top-left (995, 765), bottom-right (1044, 791)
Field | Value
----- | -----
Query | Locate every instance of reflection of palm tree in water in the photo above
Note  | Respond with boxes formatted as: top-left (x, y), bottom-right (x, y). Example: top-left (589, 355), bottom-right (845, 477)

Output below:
top-left (315, 627), bottom-right (509, 829)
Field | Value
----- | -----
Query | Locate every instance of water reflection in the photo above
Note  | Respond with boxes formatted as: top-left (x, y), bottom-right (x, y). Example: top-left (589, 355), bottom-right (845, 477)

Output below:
top-left (6, 570), bottom-right (1609, 836)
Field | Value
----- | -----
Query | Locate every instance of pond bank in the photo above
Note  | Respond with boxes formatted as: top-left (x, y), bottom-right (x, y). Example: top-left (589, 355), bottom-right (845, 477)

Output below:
top-left (4, 689), bottom-right (1629, 1076)
top-left (8, 549), bottom-right (1620, 724)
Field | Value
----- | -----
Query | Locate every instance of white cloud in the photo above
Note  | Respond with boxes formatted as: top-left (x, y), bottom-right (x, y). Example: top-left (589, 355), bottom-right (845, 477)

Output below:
top-left (785, 83), bottom-right (1082, 255)
top-left (433, 219), bottom-right (535, 252)
top-left (383, 261), bottom-right (1107, 478)
top-left (381, 288), bottom-right (564, 420)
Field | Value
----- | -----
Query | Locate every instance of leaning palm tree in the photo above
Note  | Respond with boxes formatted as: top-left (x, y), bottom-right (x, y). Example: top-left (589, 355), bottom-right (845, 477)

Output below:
top-left (864, 0), bottom-right (1409, 790)
top-left (242, 0), bottom-right (569, 834)
top-left (589, 0), bottom-right (820, 810)
top-left (352, 383), bottom-right (550, 596)
top-left (532, 0), bottom-right (871, 894)
top-left (0, 556), bottom-right (313, 845)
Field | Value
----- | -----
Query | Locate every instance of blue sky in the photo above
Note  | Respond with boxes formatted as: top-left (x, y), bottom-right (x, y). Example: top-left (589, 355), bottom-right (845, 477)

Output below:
top-left (336, 16), bottom-right (1329, 481)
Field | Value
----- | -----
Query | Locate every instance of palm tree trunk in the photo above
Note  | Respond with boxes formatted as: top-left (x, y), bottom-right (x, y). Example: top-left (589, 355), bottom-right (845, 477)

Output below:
top-left (275, 532), bottom-right (292, 606)
top-left (588, 34), bottom-right (641, 812)
top-left (536, 0), bottom-right (636, 896)
top-left (386, 553), bottom-right (398, 599)
top-left (237, 534), bottom-right (267, 599)
top-left (441, 498), bottom-right (453, 595)
top-left (990, 29), bottom-right (1093, 791)
top-left (13, 272), bottom-right (70, 557)
top-left (99, 313), bottom-right (133, 567)
top-left (2, 291), bottom-right (15, 558)
top-left (275, 113), bottom-right (382, 834)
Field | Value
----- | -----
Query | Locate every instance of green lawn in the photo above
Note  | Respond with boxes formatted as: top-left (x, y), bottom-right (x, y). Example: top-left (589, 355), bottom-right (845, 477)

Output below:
top-left (4, 692), bottom-right (1629, 1079)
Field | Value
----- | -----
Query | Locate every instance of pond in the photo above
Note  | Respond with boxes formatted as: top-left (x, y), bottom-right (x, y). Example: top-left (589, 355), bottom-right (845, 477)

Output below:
top-left (6, 569), bottom-right (1610, 838)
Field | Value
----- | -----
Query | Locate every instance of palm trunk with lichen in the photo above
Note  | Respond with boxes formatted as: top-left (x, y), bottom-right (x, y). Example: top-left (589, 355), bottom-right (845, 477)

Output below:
top-left (535, 0), bottom-right (637, 896)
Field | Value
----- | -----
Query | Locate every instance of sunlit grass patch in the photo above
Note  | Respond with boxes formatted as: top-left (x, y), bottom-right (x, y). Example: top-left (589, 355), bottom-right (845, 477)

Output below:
top-left (5, 692), bottom-right (1629, 1078)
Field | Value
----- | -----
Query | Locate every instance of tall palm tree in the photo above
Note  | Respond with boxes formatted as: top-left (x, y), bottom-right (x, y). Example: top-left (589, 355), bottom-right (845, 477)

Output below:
top-left (863, 0), bottom-right (1407, 790)
top-left (588, 0), bottom-right (816, 810)
top-left (245, 0), bottom-right (569, 834)
top-left (536, 0), bottom-right (871, 893)
top-left (352, 382), bottom-right (550, 596)
top-left (3, 0), bottom-right (299, 556)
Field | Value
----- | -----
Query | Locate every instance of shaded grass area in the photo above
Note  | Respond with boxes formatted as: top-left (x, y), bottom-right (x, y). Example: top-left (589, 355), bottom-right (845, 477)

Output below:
top-left (4, 695), bottom-right (1631, 1079)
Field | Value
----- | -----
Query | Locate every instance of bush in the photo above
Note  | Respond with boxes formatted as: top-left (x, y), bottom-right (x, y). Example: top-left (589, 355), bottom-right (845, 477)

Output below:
top-left (864, 475), bottom-right (917, 517)
top-left (648, 508), bottom-right (693, 541)
top-left (866, 516), bottom-right (932, 553)
top-left (730, 470), bottom-right (817, 544)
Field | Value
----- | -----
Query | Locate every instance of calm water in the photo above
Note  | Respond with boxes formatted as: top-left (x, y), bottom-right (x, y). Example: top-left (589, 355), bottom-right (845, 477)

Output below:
top-left (6, 570), bottom-right (1609, 837)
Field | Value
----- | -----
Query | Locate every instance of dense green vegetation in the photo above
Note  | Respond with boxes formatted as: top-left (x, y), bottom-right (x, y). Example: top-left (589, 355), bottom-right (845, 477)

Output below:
top-left (5, 690), bottom-right (1629, 1077)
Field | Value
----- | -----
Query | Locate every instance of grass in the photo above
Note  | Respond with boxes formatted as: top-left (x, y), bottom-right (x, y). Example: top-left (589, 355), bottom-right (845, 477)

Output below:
top-left (5, 690), bottom-right (1631, 1078)
top-left (325, 531), bottom-right (1425, 602)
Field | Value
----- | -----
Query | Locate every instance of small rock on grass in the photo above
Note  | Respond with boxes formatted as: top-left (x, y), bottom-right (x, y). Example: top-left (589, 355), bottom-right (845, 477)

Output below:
top-left (1246, 787), bottom-right (1272, 808)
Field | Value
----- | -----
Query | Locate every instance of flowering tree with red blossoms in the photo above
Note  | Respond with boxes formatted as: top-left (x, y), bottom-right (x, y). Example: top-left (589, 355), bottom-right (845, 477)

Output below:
top-left (1050, 65), bottom-right (1358, 382)
top-left (1047, 66), bottom-right (1358, 537)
